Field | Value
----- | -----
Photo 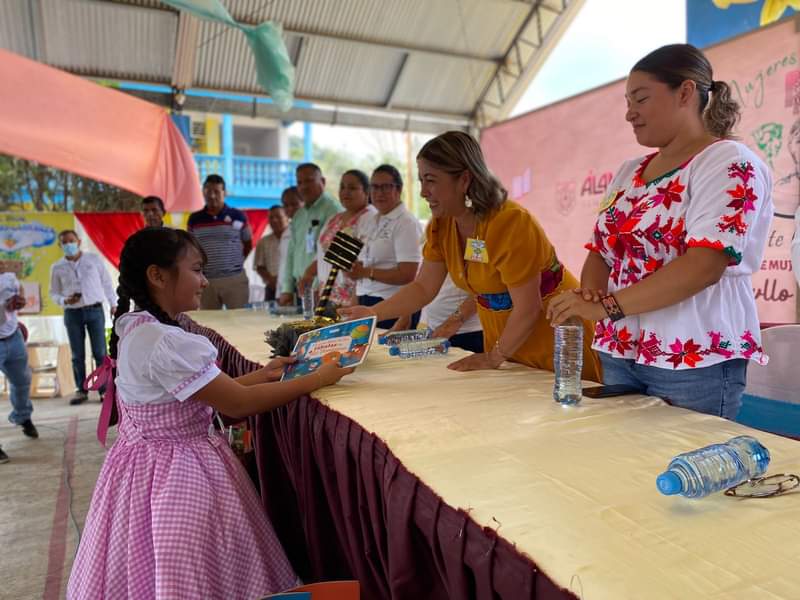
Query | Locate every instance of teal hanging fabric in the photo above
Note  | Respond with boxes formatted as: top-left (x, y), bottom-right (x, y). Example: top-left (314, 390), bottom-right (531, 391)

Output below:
top-left (162, 0), bottom-right (295, 111)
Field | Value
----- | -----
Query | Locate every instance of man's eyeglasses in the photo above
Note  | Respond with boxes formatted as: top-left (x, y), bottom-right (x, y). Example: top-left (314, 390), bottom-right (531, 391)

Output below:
top-left (371, 183), bottom-right (398, 193)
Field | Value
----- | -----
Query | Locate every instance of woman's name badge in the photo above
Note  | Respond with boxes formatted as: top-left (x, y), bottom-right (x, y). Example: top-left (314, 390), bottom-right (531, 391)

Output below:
top-left (305, 229), bottom-right (317, 254)
top-left (464, 238), bottom-right (489, 263)
top-left (598, 189), bottom-right (622, 213)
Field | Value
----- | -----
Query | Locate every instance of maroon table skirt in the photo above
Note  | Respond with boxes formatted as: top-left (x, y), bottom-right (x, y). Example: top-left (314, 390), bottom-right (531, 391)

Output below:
top-left (179, 315), bottom-right (577, 600)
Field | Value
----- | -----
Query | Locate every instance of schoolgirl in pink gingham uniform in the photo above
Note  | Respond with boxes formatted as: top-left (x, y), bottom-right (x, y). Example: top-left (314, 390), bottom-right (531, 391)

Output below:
top-left (67, 228), bottom-right (352, 599)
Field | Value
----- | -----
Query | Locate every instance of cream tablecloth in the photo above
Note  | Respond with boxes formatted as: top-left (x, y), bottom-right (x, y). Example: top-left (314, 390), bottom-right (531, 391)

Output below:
top-left (191, 309), bottom-right (800, 600)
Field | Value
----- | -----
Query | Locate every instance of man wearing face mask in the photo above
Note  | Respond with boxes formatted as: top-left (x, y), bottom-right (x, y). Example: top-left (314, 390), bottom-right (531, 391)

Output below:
top-left (49, 230), bottom-right (117, 405)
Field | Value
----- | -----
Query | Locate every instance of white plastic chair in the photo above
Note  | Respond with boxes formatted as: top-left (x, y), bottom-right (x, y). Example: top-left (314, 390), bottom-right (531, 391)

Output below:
top-left (744, 325), bottom-right (800, 403)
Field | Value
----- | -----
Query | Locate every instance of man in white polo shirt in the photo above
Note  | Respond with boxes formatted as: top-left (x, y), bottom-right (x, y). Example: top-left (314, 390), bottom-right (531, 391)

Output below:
top-left (49, 230), bottom-right (117, 405)
top-left (350, 164), bottom-right (423, 328)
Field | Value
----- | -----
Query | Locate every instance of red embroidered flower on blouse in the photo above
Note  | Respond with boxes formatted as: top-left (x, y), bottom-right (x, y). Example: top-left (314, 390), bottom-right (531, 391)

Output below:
top-left (726, 184), bottom-right (757, 214)
top-left (666, 338), bottom-right (704, 368)
top-left (650, 178), bottom-right (685, 210)
top-left (595, 321), bottom-right (635, 355)
top-left (717, 162), bottom-right (758, 237)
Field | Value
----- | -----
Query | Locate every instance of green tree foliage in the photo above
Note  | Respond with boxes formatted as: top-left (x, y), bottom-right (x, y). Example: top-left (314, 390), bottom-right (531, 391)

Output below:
top-left (0, 154), bottom-right (140, 212)
top-left (289, 136), bottom-right (431, 221)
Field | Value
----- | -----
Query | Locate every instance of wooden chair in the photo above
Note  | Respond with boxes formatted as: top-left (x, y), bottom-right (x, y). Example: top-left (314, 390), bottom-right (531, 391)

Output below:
top-left (0, 342), bottom-right (71, 398)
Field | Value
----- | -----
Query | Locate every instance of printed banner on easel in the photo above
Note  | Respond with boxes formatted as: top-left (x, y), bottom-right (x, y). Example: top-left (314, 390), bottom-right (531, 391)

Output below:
top-left (0, 212), bottom-right (75, 315)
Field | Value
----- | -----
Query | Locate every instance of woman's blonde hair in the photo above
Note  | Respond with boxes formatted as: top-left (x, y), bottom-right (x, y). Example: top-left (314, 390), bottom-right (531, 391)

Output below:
top-left (417, 131), bottom-right (507, 218)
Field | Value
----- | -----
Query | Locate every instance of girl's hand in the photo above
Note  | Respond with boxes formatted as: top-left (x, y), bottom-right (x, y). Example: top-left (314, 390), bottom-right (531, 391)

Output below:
top-left (447, 352), bottom-right (502, 372)
top-left (262, 356), bottom-right (296, 381)
top-left (314, 362), bottom-right (355, 388)
top-left (546, 290), bottom-right (605, 326)
top-left (338, 305), bottom-right (377, 321)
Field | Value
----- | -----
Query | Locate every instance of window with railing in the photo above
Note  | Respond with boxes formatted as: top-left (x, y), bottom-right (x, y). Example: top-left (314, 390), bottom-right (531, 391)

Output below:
top-left (194, 155), bottom-right (299, 197)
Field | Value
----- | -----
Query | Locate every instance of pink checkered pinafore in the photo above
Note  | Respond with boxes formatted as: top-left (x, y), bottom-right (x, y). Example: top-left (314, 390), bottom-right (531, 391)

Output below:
top-left (67, 319), bottom-right (296, 599)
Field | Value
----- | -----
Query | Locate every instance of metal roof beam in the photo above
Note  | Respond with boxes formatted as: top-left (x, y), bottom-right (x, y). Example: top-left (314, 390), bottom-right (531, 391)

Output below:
top-left (384, 53), bottom-right (409, 109)
top-left (296, 94), bottom-right (469, 122)
top-left (119, 87), bottom-right (469, 135)
top-left (25, 0), bottom-right (45, 61)
top-left (291, 36), bottom-right (304, 66)
top-left (78, 70), bottom-right (470, 123)
top-left (99, 0), bottom-right (500, 65)
top-left (171, 11), bottom-right (200, 90)
top-left (473, 0), bottom-right (585, 128)
top-left (280, 28), bottom-right (498, 65)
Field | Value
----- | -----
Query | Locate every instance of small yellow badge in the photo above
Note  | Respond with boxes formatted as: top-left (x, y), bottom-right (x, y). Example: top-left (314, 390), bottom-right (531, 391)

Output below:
top-left (464, 238), bottom-right (489, 263)
top-left (598, 189), bottom-right (622, 213)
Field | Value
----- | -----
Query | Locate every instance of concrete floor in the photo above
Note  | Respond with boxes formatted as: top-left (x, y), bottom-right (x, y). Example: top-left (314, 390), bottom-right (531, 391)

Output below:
top-left (0, 394), bottom-right (108, 600)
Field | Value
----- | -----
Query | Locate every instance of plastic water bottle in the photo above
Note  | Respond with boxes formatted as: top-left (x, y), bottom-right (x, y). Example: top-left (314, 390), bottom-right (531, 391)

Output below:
top-left (656, 435), bottom-right (770, 499)
top-left (302, 286), bottom-right (314, 319)
top-left (389, 338), bottom-right (450, 359)
top-left (380, 328), bottom-right (432, 346)
top-left (553, 318), bottom-right (583, 405)
top-left (271, 304), bottom-right (301, 316)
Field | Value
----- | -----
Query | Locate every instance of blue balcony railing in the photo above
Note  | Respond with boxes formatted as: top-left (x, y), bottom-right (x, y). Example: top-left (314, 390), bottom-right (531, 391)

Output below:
top-left (195, 154), bottom-right (300, 207)
top-left (195, 154), bottom-right (224, 182)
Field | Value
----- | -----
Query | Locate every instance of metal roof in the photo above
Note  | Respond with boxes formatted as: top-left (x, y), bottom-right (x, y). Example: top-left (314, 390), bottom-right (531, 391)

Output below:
top-left (0, 0), bottom-right (584, 133)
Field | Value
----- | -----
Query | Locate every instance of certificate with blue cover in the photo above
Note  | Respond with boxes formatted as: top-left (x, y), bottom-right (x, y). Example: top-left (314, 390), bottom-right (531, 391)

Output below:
top-left (281, 316), bottom-right (377, 381)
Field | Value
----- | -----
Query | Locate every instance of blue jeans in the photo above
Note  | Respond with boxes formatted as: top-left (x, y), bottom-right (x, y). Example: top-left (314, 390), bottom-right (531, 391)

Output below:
top-left (599, 352), bottom-right (747, 420)
top-left (1, 329), bottom-right (32, 425)
top-left (450, 330), bottom-right (485, 354)
top-left (64, 305), bottom-right (107, 394)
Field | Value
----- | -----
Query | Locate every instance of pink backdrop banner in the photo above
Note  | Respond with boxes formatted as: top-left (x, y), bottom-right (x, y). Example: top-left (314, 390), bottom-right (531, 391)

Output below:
top-left (0, 49), bottom-right (202, 212)
top-left (482, 19), bottom-right (799, 323)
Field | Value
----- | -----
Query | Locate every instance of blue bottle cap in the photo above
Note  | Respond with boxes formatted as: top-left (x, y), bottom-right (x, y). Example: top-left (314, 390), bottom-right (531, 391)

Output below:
top-left (656, 471), bottom-right (683, 495)
top-left (388, 346), bottom-right (399, 356)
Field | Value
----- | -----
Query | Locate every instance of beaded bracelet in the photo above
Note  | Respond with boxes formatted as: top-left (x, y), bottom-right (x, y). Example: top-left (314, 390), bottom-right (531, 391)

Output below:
top-left (600, 293), bottom-right (625, 322)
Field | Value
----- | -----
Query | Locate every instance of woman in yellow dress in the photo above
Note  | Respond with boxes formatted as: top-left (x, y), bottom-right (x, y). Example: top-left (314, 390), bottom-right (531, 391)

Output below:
top-left (341, 131), bottom-right (600, 381)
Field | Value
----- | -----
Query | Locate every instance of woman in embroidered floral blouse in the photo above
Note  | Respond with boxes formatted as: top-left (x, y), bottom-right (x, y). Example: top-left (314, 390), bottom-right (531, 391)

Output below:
top-left (341, 131), bottom-right (601, 380)
top-left (548, 44), bottom-right (773, 419)
top-left (299, 169), bottom-right (376, 307)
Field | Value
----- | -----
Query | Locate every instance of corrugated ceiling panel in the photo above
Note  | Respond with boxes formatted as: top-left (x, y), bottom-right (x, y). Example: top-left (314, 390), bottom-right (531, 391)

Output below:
top-left (41, 0), bottom-right (175, 81)
top-left (0, 0), bottom-right (37, 58)
top-left (390, 54), bottom-right (495, 115)
top-left (0, 0), bottom-right (578, 125)
top-left (193, 20), bottom-right (259, 91)
top-left (293, 37), bottom-right (405, 105)
top-left (226, 0), bottom-right (527, 58)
